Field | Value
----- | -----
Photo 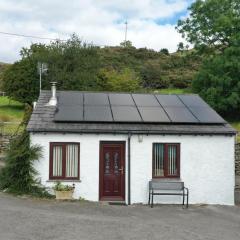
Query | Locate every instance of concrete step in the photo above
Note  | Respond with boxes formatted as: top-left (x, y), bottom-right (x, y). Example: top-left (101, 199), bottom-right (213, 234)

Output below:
top-left (235, 190), bottom-right (240, 204)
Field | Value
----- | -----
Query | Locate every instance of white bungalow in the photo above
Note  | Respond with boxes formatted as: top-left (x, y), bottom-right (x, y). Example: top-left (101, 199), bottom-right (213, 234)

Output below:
top-left (27, 84), bottom-right (236, 205)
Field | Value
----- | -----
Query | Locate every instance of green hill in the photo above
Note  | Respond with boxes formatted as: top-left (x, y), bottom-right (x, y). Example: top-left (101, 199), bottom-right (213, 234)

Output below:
top-left (0, 46), bottom-right (202, 92)
top-left (99, 46), bottom-right (202, 90)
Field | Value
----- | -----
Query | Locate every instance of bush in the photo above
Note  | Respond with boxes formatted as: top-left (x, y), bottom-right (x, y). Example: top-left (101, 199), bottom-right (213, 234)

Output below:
top-left (97, 68), bottom-right (140, 92)
top-left (0, 108), bottom-right (53, 198)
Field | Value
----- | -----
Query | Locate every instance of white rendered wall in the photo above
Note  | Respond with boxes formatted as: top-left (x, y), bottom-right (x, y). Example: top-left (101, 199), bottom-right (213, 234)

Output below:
top-left (30, 133), bottom-right (129, 202)
top-left (130, 134), bottom-right (235, 205)
top-left (30, 133), bottom-right (235, 205)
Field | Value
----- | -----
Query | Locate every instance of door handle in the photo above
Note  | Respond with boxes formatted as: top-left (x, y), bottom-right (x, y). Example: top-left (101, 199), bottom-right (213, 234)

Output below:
top-left (119, 167), bottom-right (124, 174)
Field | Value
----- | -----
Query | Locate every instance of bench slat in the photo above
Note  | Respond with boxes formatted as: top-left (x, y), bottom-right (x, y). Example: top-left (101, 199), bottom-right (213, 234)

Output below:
top-left (149, 181), bottom-right (184, 190)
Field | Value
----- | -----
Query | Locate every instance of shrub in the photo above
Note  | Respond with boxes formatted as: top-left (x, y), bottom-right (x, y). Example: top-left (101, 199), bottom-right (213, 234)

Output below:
top-left (0, 107), bottom-right (53, 198)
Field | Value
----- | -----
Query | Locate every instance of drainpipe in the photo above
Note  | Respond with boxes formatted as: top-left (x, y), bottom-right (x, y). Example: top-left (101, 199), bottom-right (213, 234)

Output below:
top-left (128, 132), bottom-right (132, 205)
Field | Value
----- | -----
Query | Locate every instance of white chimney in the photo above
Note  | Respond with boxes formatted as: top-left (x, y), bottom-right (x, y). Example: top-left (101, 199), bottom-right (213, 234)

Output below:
top-left (33, 101), bottom-right (37, 109)
top-left (47, 82), bottom-right (57, 106)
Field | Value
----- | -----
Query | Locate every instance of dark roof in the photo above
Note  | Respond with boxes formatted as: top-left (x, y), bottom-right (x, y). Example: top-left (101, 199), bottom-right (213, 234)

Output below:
top-left (27, 90), bottom-right (236, 135)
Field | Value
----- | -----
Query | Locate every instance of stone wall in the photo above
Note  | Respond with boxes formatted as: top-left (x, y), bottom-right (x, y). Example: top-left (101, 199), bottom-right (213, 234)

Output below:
top-left (0, 137), bottom-right (9, 155)
top-left (236, 143), bottom-right (240, 176)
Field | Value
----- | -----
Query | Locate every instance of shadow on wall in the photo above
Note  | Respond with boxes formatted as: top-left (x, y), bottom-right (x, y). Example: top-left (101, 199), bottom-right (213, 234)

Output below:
top-left (235, 143), bottom-right (240, 204)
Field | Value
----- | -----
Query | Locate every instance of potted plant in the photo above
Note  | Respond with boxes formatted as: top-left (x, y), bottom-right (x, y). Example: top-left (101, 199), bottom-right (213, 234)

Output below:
top-left (53, 182), bottom-right (75, 200)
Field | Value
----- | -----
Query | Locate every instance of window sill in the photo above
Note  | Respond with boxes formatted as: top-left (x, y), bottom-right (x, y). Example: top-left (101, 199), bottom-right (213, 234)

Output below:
top-left (47, 180), bottom-right (81, 183)
top-left (152, 177), bottom-right (181, 181)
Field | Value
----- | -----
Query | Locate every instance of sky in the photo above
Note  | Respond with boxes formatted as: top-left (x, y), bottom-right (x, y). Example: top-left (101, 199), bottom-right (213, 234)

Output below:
top-left (0, 0), bottom-right (194, 63)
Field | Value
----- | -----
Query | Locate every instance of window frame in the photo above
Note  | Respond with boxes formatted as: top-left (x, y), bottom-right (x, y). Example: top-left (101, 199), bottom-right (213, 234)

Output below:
top-left (152, 143), bottom-right (180, 179)
top-left (49, 142), bottom-right (80, 180)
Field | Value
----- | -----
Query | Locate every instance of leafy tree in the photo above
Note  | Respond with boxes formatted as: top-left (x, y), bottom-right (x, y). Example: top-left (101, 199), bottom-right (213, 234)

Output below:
top-left (177, 42), bottom-right (184, 52)
top-left (120, 40), bottom-right (134, 48)
top-left (2, 59), bottom-right (39, 104)
top-left (177, 0), bottom-right (240, 116)
top-left (97, 68), bottom-right (140, 92)
top-left (2, 34), bottom-right (100, 103)
top-left (159, 48), bottom-right (169, 55)
top-left (45, 35), bottom-right (100, 91)
top-left (0, 63), bottom-right (10, 90)
top-left (140, 61), bottom-right (169, 89)
top-left (192, 35), bottom-right (240, 116)
top-left (176, 0), bottom-right (240, 51)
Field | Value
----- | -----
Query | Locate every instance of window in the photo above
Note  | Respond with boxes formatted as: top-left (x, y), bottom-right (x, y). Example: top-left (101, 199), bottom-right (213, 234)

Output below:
top-left (152, 143), bottom-right (180, 178)
top-left (49, 143), bottom-right (80, 180)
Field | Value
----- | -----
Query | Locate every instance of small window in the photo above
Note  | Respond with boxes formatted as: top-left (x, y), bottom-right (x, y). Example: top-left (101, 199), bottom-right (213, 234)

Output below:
top-left (152, 143), bottom-right (180, 178)
top-left (49, 143), bottom-right (80, 180)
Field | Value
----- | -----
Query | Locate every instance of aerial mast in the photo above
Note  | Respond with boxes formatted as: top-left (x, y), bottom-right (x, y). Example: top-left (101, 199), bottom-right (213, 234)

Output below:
top-left (124, 20), bottom-right (128, 45)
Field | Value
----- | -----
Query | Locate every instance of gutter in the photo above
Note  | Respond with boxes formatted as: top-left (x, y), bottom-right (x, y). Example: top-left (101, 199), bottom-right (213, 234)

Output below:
top-left (28, 129), bottom-right (237, 136)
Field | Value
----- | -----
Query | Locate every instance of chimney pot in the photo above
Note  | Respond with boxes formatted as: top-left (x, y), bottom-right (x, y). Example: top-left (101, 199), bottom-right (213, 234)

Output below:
top-left (47, 82), bottom-right (57, 106)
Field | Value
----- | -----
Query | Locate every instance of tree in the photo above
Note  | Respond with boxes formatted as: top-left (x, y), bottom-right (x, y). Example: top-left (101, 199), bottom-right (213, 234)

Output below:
top-left (120, 40), bottom-right (134, 48)
top-left (2, 59), bottom-right (39, 103)
top-left (140, 61), bottom-right (169, 89)
top-left (177, 0), bottom-right (240, 116)
top-left (192, 35), bottom-right (240, 116)
top-left (176, 0), bottom-right (240, 51)
top-left (160, 48), bottom-right (169, 55)
top-left (97, 68), bottom-right (140, 92)
top-left (177, 42), bottom-right (184, 52)
top-left (2, 34), bottom-right (100, 103)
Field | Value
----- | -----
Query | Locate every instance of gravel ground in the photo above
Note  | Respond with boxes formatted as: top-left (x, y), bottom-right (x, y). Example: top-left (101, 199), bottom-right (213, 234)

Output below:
top-left (0, 192), bottom-right (240, 240)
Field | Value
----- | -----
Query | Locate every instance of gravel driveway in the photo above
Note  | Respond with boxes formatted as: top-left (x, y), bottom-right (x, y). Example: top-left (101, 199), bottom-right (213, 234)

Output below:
top-left (0, 192), bottom-right (240, 240)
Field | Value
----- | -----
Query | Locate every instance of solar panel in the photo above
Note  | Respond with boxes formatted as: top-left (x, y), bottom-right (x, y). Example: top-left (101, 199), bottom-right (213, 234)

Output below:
top-left (54, 91), bottom-right (226, 124)
top-left (84, 93), bottom-right (109, 105)
top-left (58, 92), bottom-right (83, 106)
top-left (84, 106), bottom-right (113, 122)
top-left (155, 95), bottom-right (184, 107)
top-left (132, 94), bottom-right (160, 107)
top-left (112, 106), bottom-right (142, 122)
top-left (178, 95), bottom-right (209, 107)
top-left (189, 107), bottom-right (225, 123)
top-left (55, 106), bottom-right (83, 121)
top-left (138, 107), bottom-right (170, 122)
top-left (109, 93), bottom-right (135, 106)
top-left (164, 107), bottom-right (199, 123)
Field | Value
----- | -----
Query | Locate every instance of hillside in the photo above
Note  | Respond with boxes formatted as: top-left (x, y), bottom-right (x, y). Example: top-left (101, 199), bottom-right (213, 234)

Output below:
top-left (0, 46), bottom-right (202, 92)
top-left (99, 46), bottom-right (202, 89)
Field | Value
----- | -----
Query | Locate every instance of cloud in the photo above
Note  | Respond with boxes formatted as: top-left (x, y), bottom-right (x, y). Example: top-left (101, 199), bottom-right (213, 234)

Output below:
top-left (0, 0), bottom-right (191, 63)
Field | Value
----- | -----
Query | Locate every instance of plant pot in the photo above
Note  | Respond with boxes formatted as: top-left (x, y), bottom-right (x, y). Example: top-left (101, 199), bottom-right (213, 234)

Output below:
top-left (55, 190), bottom-right (74, 200)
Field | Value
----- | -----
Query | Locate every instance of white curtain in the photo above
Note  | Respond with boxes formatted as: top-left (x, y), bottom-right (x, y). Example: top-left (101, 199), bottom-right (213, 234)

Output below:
top-left (153, 143), bottom-right (164, 177)
top-left (53, 146), bottom-right (62, 176)
top-left (168, 145), bottom-right (177, 175)
top-left (66, 144), bottom-right (79, 177)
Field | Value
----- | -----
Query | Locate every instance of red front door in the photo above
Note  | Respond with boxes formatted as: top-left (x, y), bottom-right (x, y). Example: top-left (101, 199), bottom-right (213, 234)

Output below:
top-left (99, 142), bottom-right (125, 201)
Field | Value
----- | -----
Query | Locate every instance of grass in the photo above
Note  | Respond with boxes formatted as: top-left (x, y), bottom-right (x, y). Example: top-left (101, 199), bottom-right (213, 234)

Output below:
top-left (0, 97), bottom-right (24, 122)
top-left (229, 122), bottom-right (240, 142)
top-left (154, 88), bottom-right (193, 94)
top-left (0, 97), bottom-right (24, 135)
top-left (230, 122), bottom-right (240, 132)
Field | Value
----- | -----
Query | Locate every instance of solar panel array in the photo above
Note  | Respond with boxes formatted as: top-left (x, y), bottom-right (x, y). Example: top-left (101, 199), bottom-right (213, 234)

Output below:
top-left (54, 92), bottom-right (226, 124)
